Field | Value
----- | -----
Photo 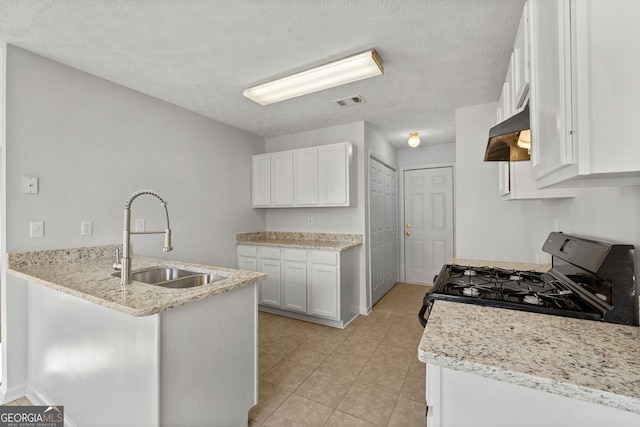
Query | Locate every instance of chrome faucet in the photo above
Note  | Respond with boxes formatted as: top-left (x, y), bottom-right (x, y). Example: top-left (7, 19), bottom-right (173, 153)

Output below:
top-left (115, 189), bottom-right (173, 285)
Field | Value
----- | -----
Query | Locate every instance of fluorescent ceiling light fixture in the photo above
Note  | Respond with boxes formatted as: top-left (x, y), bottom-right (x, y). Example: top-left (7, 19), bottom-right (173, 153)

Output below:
top-left (243, 49), bottom-right (384, 105)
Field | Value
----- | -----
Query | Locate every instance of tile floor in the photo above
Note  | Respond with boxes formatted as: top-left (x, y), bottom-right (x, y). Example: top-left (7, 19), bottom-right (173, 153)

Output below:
top-left (2, 283), bottom-right (431, 427)
top-left (250, 283), bottom-right (430, 426)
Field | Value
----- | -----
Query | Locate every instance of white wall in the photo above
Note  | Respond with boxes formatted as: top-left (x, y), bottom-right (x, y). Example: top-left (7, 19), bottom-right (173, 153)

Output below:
top-left (455, 102), bottom-right (640, 283)
top-left (5, 46), bottom-right (266, 267)
top-left (397, 143), bottom-right (456, 169)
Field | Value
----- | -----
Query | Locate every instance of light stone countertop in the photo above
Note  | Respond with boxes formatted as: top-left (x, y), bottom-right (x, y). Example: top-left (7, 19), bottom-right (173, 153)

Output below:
top-left (418, 300), bottom-right (640, 414)
top-left (236, 231), bottom-right (362, 251)
top-left (7, 245), bottom-right (266, 317)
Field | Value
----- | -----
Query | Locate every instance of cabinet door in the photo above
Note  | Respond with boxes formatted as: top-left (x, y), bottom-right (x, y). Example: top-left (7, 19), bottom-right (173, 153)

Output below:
top-left (513, 2), bottom-right (530, 110)
top-left (237, 257), bottom-right (257, 271)
top-left (272, 151), bottom-right (294, 206)
top-left (259, 259), bottom-right (282, 308)
top-left (283, 261), bottom-right (307, 313)
top-left (529, 0), bottom-right (574, 180)
top-left (310, 251), bottom-right (339, 320)
top-left (294, 148), bottom-right (319, 206)
top-left (252, 154), bottom-right (271, 207)
top-left (319, 143), bottom-right (350, 206)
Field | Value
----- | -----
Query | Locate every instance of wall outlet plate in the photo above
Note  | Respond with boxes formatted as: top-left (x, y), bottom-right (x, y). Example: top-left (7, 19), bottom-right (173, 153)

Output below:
top-left (22, 176), bottom-right (39, 194)
top-left (30, 221), bottom-right (44, 238)
top-left (81, 221), bottom-right (93, 236)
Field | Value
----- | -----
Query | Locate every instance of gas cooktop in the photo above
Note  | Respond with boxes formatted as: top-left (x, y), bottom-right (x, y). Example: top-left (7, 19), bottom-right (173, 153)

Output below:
top-left (419, 233), bottom-right (636, 327)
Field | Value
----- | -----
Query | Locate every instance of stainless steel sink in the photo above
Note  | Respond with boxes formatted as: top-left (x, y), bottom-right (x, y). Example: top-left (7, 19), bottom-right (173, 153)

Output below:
top-left (113, 267), bottom-right (226, 288)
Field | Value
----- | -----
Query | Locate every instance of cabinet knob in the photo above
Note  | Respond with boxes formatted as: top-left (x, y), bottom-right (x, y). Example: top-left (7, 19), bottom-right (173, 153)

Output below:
top-left (406, 224), bottom-right (411, 228)
top-left (406, 231), bottom-right (411, 237)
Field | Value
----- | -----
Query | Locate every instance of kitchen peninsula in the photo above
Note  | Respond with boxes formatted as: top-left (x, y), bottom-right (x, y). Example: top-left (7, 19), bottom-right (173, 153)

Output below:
top-left (7, 245), bottom-right (266, 427)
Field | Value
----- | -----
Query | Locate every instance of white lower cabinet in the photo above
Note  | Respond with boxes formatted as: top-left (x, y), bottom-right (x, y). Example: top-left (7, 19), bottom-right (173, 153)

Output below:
top-left (237, 244), bottom-right (358, 328)
top-left (283, 249), bottom-right (308, 313)
top-left (310, 251), bottom-right (339, 320)
top-left (426, 364), bottom-right (640, 427)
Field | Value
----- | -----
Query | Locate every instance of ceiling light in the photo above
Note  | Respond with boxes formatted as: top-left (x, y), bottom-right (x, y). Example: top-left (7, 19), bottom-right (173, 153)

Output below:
top-left (517, 129), bottom-right (531, 150)
top-left (408, 132), bottom-right (420, 148)
top-left (243, 49), bottom-right (384, 105)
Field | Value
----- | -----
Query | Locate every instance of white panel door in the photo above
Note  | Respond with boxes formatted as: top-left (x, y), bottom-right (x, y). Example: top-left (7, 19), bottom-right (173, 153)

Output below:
top-left (369, 158), bottom-right (398, 305)
top-left (404, 167), bottom-right (453, 284)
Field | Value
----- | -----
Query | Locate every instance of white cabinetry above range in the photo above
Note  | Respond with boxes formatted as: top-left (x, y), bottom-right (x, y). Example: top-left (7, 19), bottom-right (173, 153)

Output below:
top-left (529, 0), bottom-right (640, 188)
top-left (252, 142), bottom-right (355, 208)
top-left (494, 1), bottom-right (575, 200)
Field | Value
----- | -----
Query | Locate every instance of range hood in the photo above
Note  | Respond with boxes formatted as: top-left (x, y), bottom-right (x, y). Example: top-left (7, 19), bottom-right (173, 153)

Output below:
top-left (484, 105), bottom-right (531, 161)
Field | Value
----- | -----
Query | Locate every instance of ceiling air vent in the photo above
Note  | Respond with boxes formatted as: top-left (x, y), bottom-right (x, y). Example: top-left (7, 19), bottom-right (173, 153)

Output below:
top-left (333, 95), bottom-right (366, 108)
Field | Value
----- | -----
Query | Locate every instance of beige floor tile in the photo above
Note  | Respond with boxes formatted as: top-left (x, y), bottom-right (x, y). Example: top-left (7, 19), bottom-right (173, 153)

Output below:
top-left (369, 344), bottom-right (414, 372)
top-left (387, 398), bottom-right (426, 426)
top-left (399, 374), bottom-right (426, 404)
top-left (16, 397), bottom-right (32, 406)
top-left (248, 419), bottom-right (262, 427)
top-left (259, 336), bottom-right (302, 358)
top-left (324, 410), bottom-right (376, 426)
top-left (259, 351), bottom-right (282, 376)
top-left (334, 333), bottom-right (380, 357)
top-left (249, 381), bottom-right (291, 424)
top-left (356, 360), bottom-right (408, 394)
top-left (2, 401), bottom-right (19, 406)
top-left (295, 370), bottom-right (353, 408)
top-left (337, 382), bottom-right (398, 426)
top-left (261, 359), bottom-right (315, 392)
top-left (316, 349), bottom-right (370, 380)
top-left (284, 342), bottom-right (333, 369)
top-left (263, 394), bottom-right (333, 427)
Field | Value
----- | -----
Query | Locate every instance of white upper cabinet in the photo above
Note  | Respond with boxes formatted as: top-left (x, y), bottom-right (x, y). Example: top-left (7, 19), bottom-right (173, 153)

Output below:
top-left (252, 142), bottom-right (354, 208)
top-left (319, 143), bottom-right (351, 206)
top-left (530, 0), bottom-right (640, 188)
top-left (512, 4), bottom-right (530, 111)
top-left (494, 1), bottom-right (575, 200)
top-left (294, 147), bottom-right (319, 206)
top-left (272, 151), bottom-right (294, 206)
top-left (251, 154), bottom-right (271, 207)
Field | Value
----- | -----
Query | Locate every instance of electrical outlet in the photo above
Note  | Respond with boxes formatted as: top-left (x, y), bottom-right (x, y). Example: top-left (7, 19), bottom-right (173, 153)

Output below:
top-left (30, 221), bottom-right (44, 238)
top-left (81, 221), bottom-right (93, 236)
top-left (22, 176), bottom-right (39, 194)
top-left (135, 219), bottom-right (145, 232)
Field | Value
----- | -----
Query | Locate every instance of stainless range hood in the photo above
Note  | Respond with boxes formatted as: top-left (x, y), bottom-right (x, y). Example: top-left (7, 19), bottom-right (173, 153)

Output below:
top-left (484, 105), bottom-right (531, 161)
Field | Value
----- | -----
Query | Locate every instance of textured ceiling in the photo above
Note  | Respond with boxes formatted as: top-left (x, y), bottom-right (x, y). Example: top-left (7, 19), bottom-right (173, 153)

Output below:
top-left (0, 0), bottom-right (525, 148)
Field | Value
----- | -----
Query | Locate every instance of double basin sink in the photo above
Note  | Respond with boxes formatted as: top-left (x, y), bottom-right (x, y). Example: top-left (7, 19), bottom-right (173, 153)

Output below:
top-left (115, 267), bottom-right (226, 289)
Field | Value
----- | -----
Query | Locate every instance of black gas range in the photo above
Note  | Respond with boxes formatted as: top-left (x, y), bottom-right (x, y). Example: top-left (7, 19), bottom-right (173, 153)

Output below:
top-left (419, 232), bottom-right (637, 327)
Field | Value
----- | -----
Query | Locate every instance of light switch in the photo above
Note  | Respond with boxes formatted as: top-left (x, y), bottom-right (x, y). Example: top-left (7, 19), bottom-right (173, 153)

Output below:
top-left (22, 176), bottom-right (39, 194)
top-left (81, 221), bottom-right (93, 236)
top-left (30, 221), bottom-right (44, 238)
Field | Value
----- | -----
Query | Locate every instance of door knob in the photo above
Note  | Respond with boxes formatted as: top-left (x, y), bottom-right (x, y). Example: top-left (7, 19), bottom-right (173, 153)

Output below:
top-left (406, 231), bottom-right (411, 237)
top-left (406, 224), bottom-right (411, 228)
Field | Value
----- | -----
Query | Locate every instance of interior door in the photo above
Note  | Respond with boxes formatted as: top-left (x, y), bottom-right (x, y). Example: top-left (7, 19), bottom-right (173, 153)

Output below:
top-left (369, 157), bottom-right (398, 305)
top-left (404, 167), bottom-right (454, 284)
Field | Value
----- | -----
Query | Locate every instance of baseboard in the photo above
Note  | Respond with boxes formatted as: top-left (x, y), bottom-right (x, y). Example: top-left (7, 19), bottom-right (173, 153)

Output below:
top-left (0, 381), bottom-right (27, 404)
top-left (25, 384), bottom-right (77, 427)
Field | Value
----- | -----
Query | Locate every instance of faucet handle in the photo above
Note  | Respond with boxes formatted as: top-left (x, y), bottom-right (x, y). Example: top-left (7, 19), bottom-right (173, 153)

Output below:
top-left (113, 248), bottom-right (122, 270)
top-left (163, 229), bottom-right (173, 252)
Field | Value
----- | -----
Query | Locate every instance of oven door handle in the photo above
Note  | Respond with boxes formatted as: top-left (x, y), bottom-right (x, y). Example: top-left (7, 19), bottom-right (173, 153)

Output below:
top-left (418, 303), bottom-right (428, 328)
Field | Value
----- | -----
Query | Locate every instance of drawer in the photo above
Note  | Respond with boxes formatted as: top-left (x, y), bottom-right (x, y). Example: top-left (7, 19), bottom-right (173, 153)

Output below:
top-left (285, 249), bottom-right (307, 262)
top-left (260, 247), bottom-right (282, 260)
top-left (237, 245), bottom-right (257, 257)
top-left (311, 251), bottom-right (338, 266)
